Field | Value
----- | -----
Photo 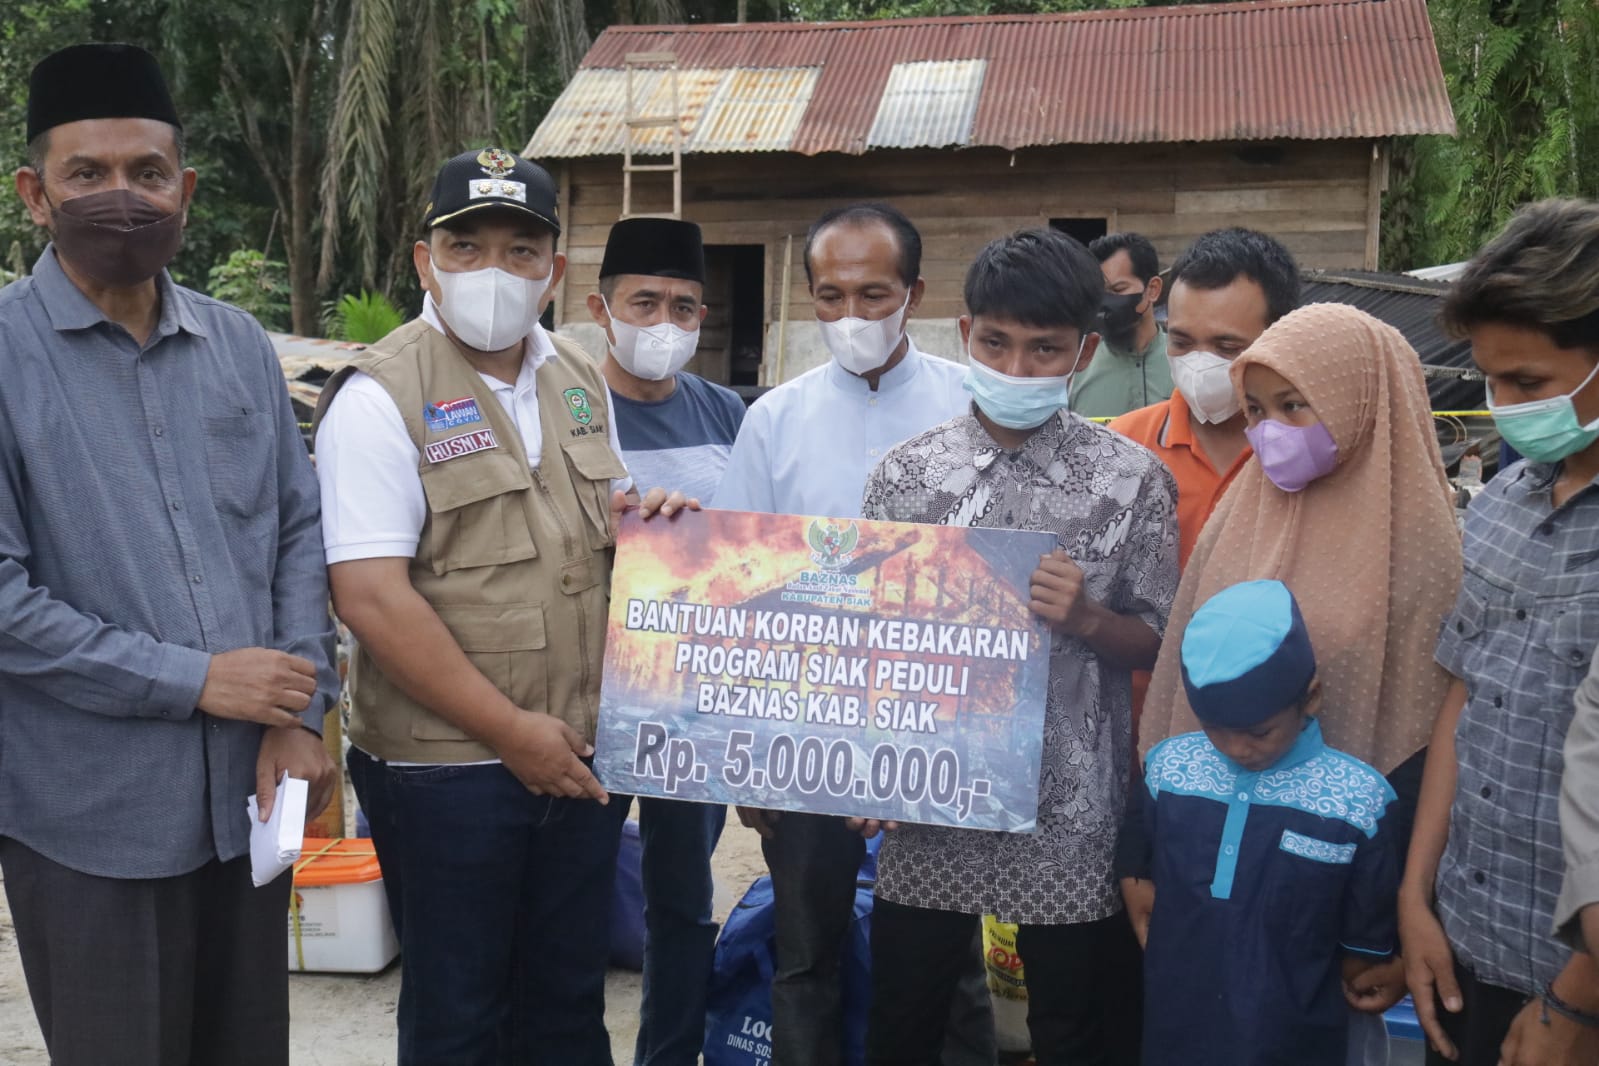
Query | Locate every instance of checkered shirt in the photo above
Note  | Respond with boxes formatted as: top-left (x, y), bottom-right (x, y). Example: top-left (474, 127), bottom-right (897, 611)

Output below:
top-left (1434, 460), bottom-right (1599, 995)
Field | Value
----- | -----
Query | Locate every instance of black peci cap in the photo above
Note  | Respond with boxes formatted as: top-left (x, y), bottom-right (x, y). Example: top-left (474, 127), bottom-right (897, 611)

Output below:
top-left (423, 148), bottom-right (560, 234)
top-left (27, 43), bottom-right (182, 144)
top-left (600, 218), bottom-right (706, 284)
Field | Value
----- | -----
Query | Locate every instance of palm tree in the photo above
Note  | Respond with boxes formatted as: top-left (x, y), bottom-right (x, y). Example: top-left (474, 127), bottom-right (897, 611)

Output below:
top-left (316, 0), bottom-right (692, 302)
top-left (164, 0), bottom-right (339, 335)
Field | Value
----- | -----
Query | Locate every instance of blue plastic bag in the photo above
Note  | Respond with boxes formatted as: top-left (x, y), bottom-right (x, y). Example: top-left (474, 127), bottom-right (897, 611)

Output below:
top-left (703, 876), bottom-right (779, 1065)
top-left (703, 836), bottom-right (880, 1066)
top-left (609, 818), bottom-right (646, 970)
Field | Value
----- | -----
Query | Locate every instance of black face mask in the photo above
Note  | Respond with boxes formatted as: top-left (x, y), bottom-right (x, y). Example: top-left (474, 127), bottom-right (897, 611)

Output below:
top-left (1098, 289), bottom-right (1146, 352)
top-left (47, 188), bottom-right (185, 288)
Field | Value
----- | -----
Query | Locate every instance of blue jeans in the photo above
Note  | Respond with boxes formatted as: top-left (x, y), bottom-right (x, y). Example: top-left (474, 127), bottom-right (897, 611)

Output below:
top-left (349, 748), bottom-right (627, 1066)
top-left (620, 797), bottom-right (727, 1066)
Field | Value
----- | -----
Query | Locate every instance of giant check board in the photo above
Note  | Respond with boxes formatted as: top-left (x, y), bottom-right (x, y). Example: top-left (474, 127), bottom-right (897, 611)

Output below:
top-left (594, 509), bottom-right (1053, 832)
top-left (594, 511), bottom-right (1055, 831)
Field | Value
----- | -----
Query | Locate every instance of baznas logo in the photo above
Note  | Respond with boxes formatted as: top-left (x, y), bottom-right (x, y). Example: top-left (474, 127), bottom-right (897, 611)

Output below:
top-left (806, 519), bottom-right (858, 570)
top-left (564, 387), bottom-right (593, 425)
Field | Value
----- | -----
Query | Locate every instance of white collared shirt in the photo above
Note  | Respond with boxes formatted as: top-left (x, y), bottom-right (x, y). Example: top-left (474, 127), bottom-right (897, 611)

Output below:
top-left (715, 342), bottom-right (971, 518)
top-left (315, 301), bottom-right (631, 564)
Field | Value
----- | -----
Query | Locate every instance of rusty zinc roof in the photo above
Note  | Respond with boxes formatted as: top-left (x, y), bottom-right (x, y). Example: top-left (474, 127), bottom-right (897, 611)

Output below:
top-left (524, 0), bottom-right (1454, 160)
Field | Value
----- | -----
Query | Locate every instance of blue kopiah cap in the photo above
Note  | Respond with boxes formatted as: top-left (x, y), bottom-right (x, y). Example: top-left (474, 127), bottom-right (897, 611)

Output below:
top-left (1180, 579), bottom-right (1316, 728)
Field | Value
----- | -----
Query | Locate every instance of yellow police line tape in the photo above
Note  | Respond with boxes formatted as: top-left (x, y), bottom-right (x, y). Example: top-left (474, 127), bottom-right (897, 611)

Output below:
top-left (287, 838), bottom-right (343, 972)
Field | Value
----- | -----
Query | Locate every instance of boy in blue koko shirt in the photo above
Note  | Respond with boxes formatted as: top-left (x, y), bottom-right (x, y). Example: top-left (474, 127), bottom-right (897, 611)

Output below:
top-left (1129, 580), bottom-right (1401, 1065)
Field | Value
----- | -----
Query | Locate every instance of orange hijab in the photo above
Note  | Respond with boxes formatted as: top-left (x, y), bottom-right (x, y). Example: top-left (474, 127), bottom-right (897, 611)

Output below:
top-left (1139, 303), bottom-right (1462, 773)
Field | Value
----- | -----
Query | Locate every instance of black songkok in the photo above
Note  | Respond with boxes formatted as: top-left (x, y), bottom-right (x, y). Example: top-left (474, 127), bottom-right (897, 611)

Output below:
top-left (600, 218), bottom-right (706, 284)
top-left (27, 43), bottom-right (182, 144)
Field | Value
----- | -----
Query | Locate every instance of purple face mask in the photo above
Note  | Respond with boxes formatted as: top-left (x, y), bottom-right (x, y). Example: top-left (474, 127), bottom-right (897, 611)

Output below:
top-left (1244, 419), bottom-right (1340, 493)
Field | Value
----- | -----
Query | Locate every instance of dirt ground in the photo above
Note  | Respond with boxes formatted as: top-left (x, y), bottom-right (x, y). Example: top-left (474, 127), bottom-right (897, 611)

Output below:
top-left (0, 809), bottom-right (769, 1066)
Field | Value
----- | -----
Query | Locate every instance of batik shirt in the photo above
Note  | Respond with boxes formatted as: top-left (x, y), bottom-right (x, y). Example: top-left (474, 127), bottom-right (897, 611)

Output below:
top-left (1133, 721), bottom-right (1399, 1066)
top-left (862, 410), bottom-right (1179, 923)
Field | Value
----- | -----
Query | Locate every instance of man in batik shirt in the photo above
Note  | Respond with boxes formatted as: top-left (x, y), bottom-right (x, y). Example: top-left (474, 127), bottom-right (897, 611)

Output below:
top-left (856, 228), bottom-right (1179, 1066)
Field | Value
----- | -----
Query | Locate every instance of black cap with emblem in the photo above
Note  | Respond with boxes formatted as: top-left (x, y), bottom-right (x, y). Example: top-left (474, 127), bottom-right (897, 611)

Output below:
top-left (423, 148), bottom-right (560, 234)
top-left (27, 43), bottom-right (182, 143)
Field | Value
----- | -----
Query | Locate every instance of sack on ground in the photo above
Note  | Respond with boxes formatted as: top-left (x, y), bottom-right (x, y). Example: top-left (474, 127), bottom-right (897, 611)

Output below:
top-left (704, 836), bottom-right (880, 1066)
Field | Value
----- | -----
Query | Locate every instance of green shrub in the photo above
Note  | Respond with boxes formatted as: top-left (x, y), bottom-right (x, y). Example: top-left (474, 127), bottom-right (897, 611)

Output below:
top-left (324, 290), bottom-right (405, 344)
top-left (205, 248), bottom-right (291, 331)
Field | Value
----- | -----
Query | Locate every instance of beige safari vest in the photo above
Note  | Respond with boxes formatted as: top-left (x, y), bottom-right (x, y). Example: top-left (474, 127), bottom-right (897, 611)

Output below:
top-left (313, 319), bottom-right (626, 762)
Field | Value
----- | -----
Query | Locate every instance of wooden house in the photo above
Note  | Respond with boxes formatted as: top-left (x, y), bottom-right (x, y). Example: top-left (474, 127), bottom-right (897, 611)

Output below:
top-left (524, 0), bottom-right (1455, 386)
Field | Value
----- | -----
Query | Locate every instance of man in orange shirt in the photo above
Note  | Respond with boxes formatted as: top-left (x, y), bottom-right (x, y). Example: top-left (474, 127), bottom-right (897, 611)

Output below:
top-left (1110, 228), bottom-right (1301, 568)
top-left (1113, 228), bottom-right (1301, 951)
top-left (1110, 229), bottom-right (1301, 757)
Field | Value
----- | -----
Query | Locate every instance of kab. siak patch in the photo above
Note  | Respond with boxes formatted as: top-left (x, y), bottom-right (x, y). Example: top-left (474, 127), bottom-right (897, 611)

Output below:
top-left (564, 387), bottom-right (593, 426)
top-left (424, 396), bottom-right (484, 432)
top-left (424, 428), bottom-right (498, 464)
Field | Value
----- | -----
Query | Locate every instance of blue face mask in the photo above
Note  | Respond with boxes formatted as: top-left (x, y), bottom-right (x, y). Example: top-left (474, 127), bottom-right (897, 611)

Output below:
top-left (963, 337), bottom-right (1084, 431)
top-left (1487, 359), bottom-right (1599, 463)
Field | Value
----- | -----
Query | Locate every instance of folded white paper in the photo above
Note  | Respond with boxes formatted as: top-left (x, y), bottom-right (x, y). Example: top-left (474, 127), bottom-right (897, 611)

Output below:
top-left (247, 775), bottom-right (308, 887)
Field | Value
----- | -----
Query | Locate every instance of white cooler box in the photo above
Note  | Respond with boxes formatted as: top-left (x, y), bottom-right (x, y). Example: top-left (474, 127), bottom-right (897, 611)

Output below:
top-left (287, 838), bottom-right (399, 973)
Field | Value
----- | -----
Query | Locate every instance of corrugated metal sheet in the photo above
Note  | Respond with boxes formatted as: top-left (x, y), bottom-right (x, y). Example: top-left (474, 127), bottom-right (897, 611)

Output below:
top-left (867, 59), bottom-right (986, 149)
top-left (526, 66), bottom-right (817, 157)
top-left (526, 0), bottom-right (1454, 158)
top-left (526, 67), bottom-right (729, 158)
top-left (693, 67), bottom-right (820, 151)
top-left (1298, 271), bottom-right (1477, 412)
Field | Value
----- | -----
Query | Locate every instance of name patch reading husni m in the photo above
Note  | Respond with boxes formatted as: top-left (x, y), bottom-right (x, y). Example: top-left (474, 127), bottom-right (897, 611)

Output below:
top-left (425, 428), bottom-right (498, 464)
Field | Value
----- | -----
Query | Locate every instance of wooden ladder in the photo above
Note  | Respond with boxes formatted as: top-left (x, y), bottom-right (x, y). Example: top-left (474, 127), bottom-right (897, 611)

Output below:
top-left (622, 51), bottom-right (683, 220)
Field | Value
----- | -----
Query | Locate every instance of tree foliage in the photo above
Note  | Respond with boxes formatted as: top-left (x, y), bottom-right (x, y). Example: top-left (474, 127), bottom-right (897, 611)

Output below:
top-left (1384, 0), bottom-right (1599, 268)
top-left (1, 0), bottom-right (1596, 326)
top-left (161, 0), bottom-right (338, 331)
top-left (206, 248), bottom-right (292, 330)
top-left (324, 289), bottom-right (406, 342)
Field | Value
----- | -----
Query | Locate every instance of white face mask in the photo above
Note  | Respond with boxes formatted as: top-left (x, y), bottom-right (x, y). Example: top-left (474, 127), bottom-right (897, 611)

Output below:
top-left (602, 296), bottom-right (700, 381)
top-left (1168, 350), bottom-right (1242, 424)
top-left (432, 264), bottom-right (549, 352)
top-left (818, 292), bottom-right (910, 376)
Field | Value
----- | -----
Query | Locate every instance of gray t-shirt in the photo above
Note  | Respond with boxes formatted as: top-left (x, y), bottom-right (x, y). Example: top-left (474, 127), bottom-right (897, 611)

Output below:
top-left (611, 371), bottom-right (745, 505)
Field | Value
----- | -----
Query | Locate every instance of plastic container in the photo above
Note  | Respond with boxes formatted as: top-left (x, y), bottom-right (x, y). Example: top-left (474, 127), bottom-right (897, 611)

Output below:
top-left (1385, 996), bottom-right (1427, 1066)
top-left (287, 837), bottom-right (399, 973)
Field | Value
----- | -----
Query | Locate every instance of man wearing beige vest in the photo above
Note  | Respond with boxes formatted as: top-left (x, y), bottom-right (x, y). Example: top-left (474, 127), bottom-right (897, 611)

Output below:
top-left (313, 148), bottom-right (691, 1066)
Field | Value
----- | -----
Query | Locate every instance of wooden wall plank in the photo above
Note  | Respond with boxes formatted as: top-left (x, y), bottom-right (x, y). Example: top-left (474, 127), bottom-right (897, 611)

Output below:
top-left (555, 140), bottom-right (1377, 352)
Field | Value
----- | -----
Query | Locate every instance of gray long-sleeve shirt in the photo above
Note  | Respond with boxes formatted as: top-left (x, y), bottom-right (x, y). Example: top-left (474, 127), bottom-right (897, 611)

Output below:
top-left (1558, 653), bottom-right (1599, 946)
top-left (0, 248), bottom-right (338, 879)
